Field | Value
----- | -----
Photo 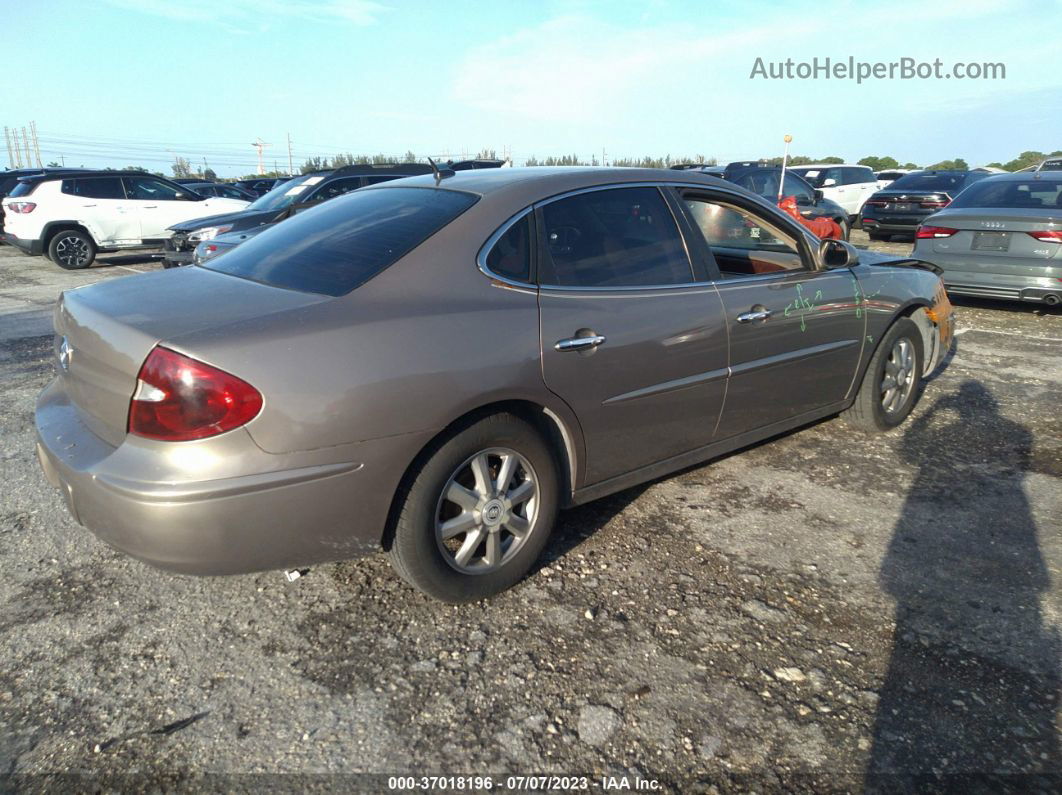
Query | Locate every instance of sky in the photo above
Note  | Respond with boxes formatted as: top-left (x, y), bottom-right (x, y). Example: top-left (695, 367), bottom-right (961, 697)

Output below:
top-left (2, 0), bottom-right (1060, 176)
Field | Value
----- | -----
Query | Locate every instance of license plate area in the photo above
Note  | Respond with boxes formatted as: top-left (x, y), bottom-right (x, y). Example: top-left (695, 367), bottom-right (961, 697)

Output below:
top-left (973, 231), bottom-right (1010, 252)
top-left (890, 202), bottom-right (914, 212)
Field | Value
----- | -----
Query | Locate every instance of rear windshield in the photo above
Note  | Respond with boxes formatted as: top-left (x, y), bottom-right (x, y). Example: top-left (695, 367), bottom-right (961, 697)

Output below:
top-left (948, 179), bottom-right (1062, 210)
top-left (200, 187), bottom-right (478, 296)
top-left (886, 172), bottom-right (970, 193)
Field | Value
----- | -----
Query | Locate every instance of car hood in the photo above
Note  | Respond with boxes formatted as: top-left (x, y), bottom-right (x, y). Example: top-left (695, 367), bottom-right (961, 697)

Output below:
top-left (168, 207), bottom-right (285, 233)
top-left (856, 248), bottom-right (942, 275)
top-left (212, 223), bottom-right (274, 245)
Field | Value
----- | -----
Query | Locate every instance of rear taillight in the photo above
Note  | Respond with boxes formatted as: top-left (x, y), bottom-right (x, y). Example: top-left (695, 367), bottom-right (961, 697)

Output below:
top-left (7, 202), bottom-right (36, 213)
top-left (919, 200), bottom-right (950, 209)
top-left (864, 200), bottom-right (887, 207)
top-left (1028, 230), bottom-right (1062, 243)
top-left (128, 346), bottom-right (262, 441)
top-left (916, 225), bottom-right (958, 239)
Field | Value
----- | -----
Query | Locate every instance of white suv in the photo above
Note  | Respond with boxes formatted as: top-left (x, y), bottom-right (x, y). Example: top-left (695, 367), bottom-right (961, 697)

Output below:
top-left (1, 171), bottom-right (248, 269)
top-left (786, 164), bottom-right (879, 219)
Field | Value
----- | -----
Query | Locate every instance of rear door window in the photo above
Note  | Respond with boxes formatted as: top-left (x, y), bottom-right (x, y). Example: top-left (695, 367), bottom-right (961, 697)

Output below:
top-left (61, 177), bottom-right (125, 199)
top-left (537, 187), bottom-right (694, 287)
top-left (201, 187), bottom-right (478, 296)
top-left (308, 177), bottom-right (364, 201)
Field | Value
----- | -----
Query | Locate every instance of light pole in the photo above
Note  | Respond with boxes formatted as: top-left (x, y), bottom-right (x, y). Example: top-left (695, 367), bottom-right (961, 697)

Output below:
top-left (778, 134), bottom-right (793, 201)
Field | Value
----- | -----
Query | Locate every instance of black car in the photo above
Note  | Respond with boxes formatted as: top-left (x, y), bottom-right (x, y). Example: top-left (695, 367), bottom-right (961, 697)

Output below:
top-left (0, 167), bottom-right (80, 238)
top-left (233, 177), bottom-right (296, 196)
top-left (859, 170), bottom-right (993, 240)
top-left (721, 165), bottom-right (853, 239)
top-left (164, 163), bottom-right (434, 266)
top-left (179, 181), bottom-right (257, 202)
top-left (446, 159), bottom-right (507, 170)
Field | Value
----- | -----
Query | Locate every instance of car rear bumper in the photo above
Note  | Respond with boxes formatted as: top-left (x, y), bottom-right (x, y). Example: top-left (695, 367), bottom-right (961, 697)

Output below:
top-left (860, 216), bottom-right (926, 234)
top-left (35, 378), bottom-right (427, 575)
top-left (3, 233), bottom-right (43, 255)
top-left (918, 255), bottom-right (1062, 303)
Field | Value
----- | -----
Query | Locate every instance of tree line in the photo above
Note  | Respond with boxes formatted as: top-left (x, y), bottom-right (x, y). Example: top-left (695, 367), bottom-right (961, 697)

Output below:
top-left (52, 147), bottom-right (1059, 182)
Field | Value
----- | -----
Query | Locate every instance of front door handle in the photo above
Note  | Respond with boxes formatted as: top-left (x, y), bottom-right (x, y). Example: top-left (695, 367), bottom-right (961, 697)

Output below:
top-left (555, 334), bottom-right (606, 352)
top-left (143, 205), bottom-right (158, 209)
top-left (737, 309), bottom-right (772, 324)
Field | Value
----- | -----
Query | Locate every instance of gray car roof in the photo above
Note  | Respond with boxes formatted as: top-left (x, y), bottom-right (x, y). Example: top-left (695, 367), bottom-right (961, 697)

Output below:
top-left (376, 166), bottom-right (723, 197)
top-left (978, 171), bottom-right (1062, 182)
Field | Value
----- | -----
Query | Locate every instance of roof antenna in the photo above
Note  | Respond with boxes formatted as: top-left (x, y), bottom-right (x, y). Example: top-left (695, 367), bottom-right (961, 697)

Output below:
top-left (427, 156), bottom-right (454, 186)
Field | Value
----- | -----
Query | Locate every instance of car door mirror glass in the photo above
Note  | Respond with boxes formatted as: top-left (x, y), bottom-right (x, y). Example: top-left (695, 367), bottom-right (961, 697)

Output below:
top-left (813, 189), bottom-right (824, 202)
top-left (819, 238), bottom-right (858, 268)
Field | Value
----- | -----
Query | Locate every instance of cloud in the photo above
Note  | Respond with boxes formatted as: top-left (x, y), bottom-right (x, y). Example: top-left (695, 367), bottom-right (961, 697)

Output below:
top-left (450, 0), bottom-right (1033, 124)
top-left (104, 0), bottom-right (387, 27)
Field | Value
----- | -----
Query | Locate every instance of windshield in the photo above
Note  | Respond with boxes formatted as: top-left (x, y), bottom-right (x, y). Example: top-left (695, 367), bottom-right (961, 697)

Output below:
top-left (788, 168), bottom-right (826, 187)
top-left (887, 172), bottom-right (969, 193)
top-left (201, 187), bottom-right (479, 296)
top-left (245, 175), bottom-right (322, 211)
top-left (948, 179), bottom-right (1062, 210)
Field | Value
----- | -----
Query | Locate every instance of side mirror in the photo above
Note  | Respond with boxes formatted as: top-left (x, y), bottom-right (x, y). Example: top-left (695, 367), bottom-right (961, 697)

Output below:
top-left (822, 178), bottom-right (837, 187)
top-left (819, 238), bottom-right (860, 269)
top-left (813, 189), bottom-right (824, 202)
top-left (796, 194), bottom-right (812, 207)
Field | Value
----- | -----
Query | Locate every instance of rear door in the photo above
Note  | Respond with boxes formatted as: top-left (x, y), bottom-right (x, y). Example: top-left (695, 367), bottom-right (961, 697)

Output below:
top-left (62, 177), bottom-right (139, 245)
top-left (535, 185), bottom-right (729, 485)
top-left (678, 189), bottom-right (865, 439)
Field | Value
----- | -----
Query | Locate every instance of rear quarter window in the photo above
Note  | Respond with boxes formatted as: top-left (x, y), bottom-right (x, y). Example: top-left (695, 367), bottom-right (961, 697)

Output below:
top-left (201, 186), bottom-right (479, 296)
top-left (8, 181), bottom-right (36, 198)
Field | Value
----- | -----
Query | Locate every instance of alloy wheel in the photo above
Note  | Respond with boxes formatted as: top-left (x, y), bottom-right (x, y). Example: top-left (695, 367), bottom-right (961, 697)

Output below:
top-left (881, 338), bottom-right (915, 414)
top-left (55, 236), bottom-right (90, 268)
top-left (434, 447), bottom-right (539, 574)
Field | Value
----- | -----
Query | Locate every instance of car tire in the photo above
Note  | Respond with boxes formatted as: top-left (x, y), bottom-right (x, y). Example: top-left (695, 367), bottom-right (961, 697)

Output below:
top-left (388, 412), bottom-right (559, 603)
top-left (868, 233), bottom-right (890, 242)
top-left (843, 318), bottom-right (924, 432)
top-left (48, 229), bottom-right (96, 269)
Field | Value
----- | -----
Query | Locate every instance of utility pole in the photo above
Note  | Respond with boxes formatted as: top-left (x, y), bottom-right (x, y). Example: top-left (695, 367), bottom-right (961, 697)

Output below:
top-left (602, 147), bottom-right (606, 167)
top-left (251, 138), bottom-right (272, 175)
top-left (21, 127), bottom-right (33, 168)
top-left (30, 121), bottom-right (42, 166)
top-left (287, 133), bottom-right (294, 176)
top-left (3, 127), bottom-right (16, 168)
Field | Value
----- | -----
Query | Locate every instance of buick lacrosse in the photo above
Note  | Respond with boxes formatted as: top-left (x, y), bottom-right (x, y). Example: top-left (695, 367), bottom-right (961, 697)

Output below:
top-left (36, 168), bottom-right (953, 601)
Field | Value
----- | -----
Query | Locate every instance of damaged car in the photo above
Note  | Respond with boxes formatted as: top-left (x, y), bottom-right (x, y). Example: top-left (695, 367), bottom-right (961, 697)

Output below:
top-left (36, 168), bottom-right (953, 602)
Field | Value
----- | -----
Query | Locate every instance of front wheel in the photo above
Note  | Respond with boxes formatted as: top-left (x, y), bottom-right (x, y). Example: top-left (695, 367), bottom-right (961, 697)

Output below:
top-left (843, 318), bottom-right (924, 432)
top-left (388, 413), bottom-right (559, 602)
top-left (48, 229), bottom-right (96, 269)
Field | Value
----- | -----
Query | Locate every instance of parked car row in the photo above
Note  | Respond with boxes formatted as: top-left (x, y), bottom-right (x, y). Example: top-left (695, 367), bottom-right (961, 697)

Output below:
top-left (1, 170), bottom-right (249, 268)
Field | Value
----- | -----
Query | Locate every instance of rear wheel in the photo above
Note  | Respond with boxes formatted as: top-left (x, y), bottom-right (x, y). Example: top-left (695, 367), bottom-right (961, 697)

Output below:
top-left (388, 413), bottom-right (559, 602)
top-left (843, 318), bottom-right (924, 432)
top-left (48, 229), bottom-right (96, 269)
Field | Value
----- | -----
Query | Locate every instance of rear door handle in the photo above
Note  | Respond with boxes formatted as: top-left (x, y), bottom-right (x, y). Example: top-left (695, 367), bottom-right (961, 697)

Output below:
top-left (737, 309), bottom-right (772, 323)
top-left (81, 204), bottom-right (97, 207)
top-left (555, 334), bottom-right (606, 352)
top-left (143, 205), bottom-right (158, 209)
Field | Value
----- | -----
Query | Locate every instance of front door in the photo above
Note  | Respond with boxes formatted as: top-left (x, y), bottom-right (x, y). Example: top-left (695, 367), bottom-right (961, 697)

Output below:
top-left (122, 176), bottom-right (202, 240)
top-left (536, 186), bottom-right (728, 485)
top-left (679, 191), bottom-right (865, 440)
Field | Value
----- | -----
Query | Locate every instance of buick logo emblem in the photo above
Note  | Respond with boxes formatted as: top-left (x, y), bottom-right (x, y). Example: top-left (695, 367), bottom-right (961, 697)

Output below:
top-left (58, 337), bottom-right (72, 371)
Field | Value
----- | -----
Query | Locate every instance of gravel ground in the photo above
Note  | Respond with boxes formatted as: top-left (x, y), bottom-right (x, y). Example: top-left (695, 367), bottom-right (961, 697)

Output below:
top-left (1, 234), bottom-right (1059, 792)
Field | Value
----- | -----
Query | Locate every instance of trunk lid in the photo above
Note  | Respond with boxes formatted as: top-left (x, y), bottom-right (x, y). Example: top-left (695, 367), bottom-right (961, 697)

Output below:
top-left (54, 267), bottom-right (328, 446)
top-left (918, 209), bottom-right (1062, 272)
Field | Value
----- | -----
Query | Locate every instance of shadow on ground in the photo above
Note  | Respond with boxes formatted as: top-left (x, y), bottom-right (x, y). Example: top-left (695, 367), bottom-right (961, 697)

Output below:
top-left (867, 381), bottom-right (1060, 791)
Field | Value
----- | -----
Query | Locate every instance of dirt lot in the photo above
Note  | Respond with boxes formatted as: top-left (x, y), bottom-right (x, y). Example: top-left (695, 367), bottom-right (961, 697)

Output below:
top-left (1, 234), bottom-right (1059, 792)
